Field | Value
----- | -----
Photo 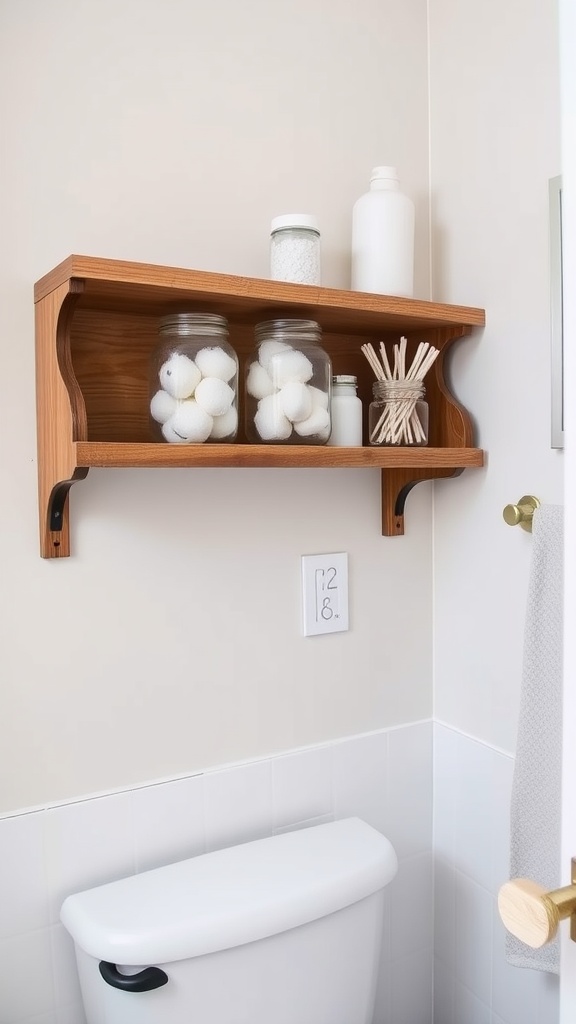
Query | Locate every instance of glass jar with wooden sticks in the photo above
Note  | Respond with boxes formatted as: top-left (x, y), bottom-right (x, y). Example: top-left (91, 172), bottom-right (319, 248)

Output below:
top-left (361, 336), bottom-right (439, 446)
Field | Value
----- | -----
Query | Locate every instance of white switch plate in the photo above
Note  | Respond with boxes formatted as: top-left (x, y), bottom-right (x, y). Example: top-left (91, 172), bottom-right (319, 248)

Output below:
top-left (301, 553), bottom-right (349, 637)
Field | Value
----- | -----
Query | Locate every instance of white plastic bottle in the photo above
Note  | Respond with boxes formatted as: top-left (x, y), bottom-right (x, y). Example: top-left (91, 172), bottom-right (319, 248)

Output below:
top-left (327, 375), bottom-right (363, 446)
top-left (351, 167), bottom-right (415, 297)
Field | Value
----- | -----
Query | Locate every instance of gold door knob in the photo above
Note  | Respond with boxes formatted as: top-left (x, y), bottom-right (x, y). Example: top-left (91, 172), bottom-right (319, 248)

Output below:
top-left (502, 495), bottom-right (540, 531)
top-left (498, 865), bottom-right (576, 947)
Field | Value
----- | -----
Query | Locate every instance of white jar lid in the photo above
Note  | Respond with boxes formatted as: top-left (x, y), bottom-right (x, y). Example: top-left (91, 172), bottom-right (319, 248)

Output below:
top-left (271, 213), bottom-right (320, 234)
top-left (333, 375), bottom-right (358, 385)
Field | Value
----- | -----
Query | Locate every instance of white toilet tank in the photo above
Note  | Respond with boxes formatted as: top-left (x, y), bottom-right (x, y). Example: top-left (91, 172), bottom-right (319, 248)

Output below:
top-left (61, 817), bottom-right (398, 1024)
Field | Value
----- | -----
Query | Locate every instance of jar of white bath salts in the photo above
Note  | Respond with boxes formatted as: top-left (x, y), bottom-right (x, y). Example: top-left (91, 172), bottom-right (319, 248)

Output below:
top-left (270, 214), bottom-right (321, 285)
top-left (150, 313), bottom-right (239, 443)
top-left (245, 319), bottom-right (331, 444)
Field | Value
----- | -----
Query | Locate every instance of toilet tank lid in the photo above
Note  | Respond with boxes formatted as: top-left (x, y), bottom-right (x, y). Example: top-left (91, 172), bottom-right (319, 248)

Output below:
top-left (60, 817), bottom-right (397, 965)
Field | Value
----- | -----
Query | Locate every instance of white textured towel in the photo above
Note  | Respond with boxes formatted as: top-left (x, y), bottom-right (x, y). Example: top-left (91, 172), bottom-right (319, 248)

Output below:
top-left (506, 504), bottom-right (564, 973)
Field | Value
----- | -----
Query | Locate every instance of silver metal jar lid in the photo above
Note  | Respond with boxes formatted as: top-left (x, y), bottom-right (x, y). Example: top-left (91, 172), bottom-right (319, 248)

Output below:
top-left (255, 318), bottom-right (321, 338)
top-left (159, 312), bottom-right (228, 335)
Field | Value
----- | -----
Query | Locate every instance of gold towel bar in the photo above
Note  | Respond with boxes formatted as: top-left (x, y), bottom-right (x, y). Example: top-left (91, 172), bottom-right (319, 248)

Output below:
top-left (502, 495), bottom-right (541, 532)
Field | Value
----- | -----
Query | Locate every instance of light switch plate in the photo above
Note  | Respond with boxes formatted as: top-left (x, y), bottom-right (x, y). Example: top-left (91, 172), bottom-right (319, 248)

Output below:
top-left (301, 552), bottom-right (349, 637)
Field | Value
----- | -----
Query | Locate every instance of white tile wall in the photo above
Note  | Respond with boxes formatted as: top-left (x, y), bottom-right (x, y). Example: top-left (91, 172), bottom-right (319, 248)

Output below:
top-left (387, 723), bottom-right (433, 861)
top-left (433, 722), bottom-right (560, 1024)
top-left (271, 746), bottom-right (333, 829)
top-left (390, 947), bottom-right (434, 1024)
top-left (454, 982), bottom-right (490, 1024)
top-left (390, 852), bottom-right (433, 959)
top-left (0, 929), bottom-right (54, 1022)
top-left (203, 760), bottom-right (273, 852)
top-left (332, 731), bottom-right (389, 832)
top-left (132, 773), bottom-right (205, 872)
top-left (43, 792), bottom-right (135, 925)
top-left (0, 721), bottom-right (561, 1024)
top-left (0, 814), bottom-right (49, 941)
top-left (0, 723), bottom-right (433, 1024)
top-left (55, 1006), bottom-right (83, 1024)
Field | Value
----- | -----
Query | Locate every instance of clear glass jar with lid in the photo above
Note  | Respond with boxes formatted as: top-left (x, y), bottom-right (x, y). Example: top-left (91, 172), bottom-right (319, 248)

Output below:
top-left (270, 214), bottom-right (321, 285)
top-left (245, 319), bottom-right (331, 444)
top-left (369, 379), bottom-right (428, 446)
top-left (150, 313), bottom-right (239, 444)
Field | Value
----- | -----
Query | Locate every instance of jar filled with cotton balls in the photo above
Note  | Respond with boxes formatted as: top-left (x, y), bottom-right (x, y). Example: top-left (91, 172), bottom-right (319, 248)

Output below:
top-left (150, 313), bottom-right (239, 444)
top-left (245, 319), bottom-right (331, 444)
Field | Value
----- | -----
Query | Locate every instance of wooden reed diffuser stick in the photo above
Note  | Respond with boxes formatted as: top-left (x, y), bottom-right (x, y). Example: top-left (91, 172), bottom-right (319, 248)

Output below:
top-left (361, 337), bottom-right (439, 445)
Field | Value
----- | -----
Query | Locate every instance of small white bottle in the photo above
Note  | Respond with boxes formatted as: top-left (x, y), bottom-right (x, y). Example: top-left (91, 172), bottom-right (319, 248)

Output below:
top-left (327, 375), bottom-right (363, 446)
top-left (351, 167), bottom-right (415, 297)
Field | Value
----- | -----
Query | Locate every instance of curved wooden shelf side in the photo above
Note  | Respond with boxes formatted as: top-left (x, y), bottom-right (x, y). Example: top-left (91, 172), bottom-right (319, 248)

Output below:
top-left (429, 326), bottom-right (474, 447)
top-left (35, 279), bottom-right (88, 558)
top-left (380, 325), bottom-right (476, 535)
top-left (57, 280), bottom-right (88, 442)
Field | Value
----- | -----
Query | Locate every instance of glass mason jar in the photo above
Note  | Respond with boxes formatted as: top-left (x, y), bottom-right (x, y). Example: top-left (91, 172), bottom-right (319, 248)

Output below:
top-left (369, 379), bottom-right (429, 446)
top-left (245, 319), bottom-right (331, 444)
top-left (150, 313), bottom-right (239, 444)
top-left (270, 215), bottom-right (321, 285)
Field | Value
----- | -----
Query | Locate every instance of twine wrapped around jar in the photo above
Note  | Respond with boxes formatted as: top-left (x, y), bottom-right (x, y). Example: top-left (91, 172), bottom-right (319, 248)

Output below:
top-left (361, 335), bottom-right (439, 447)
top-left (369, 379), bottom-right (428, 446)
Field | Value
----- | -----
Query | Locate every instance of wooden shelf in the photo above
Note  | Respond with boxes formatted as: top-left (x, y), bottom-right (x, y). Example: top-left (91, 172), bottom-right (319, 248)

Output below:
top-left (75, 442), bottom-right (483, 470)
top-left (35, 255), bottom-right (485, 330)
top-left (35, 255), bottom-right (485, 557)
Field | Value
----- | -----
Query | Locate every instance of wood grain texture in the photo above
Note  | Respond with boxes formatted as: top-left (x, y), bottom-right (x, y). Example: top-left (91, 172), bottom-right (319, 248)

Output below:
top-left (498, 877), bottom-right (576, 949)
top-left (34, 255), bottom-right (486, 556)
top-left (35, 255), bottom-right (485, 331)
top-left (74, 442), bottom-right (484, 470)
top-left (35, 281), bottom-right (87, 558)
top-left (498, 879), bottom-right (559, 948)
top-left (68, 315), bottom-right (476, 447)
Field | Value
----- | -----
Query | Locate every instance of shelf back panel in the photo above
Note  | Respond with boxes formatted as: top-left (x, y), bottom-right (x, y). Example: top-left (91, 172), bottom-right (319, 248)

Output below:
top-left (70, 309), bottom-right (469, 446)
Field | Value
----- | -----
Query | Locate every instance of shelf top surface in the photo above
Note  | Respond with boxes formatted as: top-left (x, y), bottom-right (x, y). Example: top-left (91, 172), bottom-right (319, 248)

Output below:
top-left (35, 255), bottom-right (486, 334)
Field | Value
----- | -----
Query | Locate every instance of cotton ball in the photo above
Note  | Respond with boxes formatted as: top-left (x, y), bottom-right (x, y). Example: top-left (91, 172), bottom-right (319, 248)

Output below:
top-left (195, 376), bottom-right (235, 417)
top-left (254, 394), bottom-right (293, 441)
top-left (159, 353), bottom-right (201, 399)
top-left (210, 405), bottom-right (238, 440)
top-left (294, 406), bottom-right (331, 438)
top-left (161, 420), bottom-right (188, 444)
top-left (279, 381), bottom-right (313, 423)
top-left (246, 361), bottom-right (275, 399)
top-left (269, 349), bottom-right (313, 388)
top-left (150, 389), bottom-right (178, 424)
top-left (308, 385), bottom-right (329, 410)
top-left (163, 400), bottom-right (213, 443)
top-left (258, 339), bottom-right (292, 372)
top-left (195, 346), bottom-right (237, 382)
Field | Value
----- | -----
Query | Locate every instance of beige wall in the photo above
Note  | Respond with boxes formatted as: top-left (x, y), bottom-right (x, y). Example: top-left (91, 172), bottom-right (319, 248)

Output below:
top-left (429, 0), bottom-right (562, 751)
top-left (0, 0), bottom-right (431, 813)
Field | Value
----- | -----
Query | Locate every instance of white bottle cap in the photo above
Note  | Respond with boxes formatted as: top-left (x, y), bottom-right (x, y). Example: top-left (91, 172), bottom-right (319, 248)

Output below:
top-left (271, 214), bottom-right (320, 234)
top-left (333, 375), bottom-right (358, 385)
top-left (370, 166), bottom-right (399, 183)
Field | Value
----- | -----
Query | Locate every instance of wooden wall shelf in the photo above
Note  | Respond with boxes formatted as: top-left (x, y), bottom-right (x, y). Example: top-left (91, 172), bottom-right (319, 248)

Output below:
top-left (34, 255), bottom-right (485, 558)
